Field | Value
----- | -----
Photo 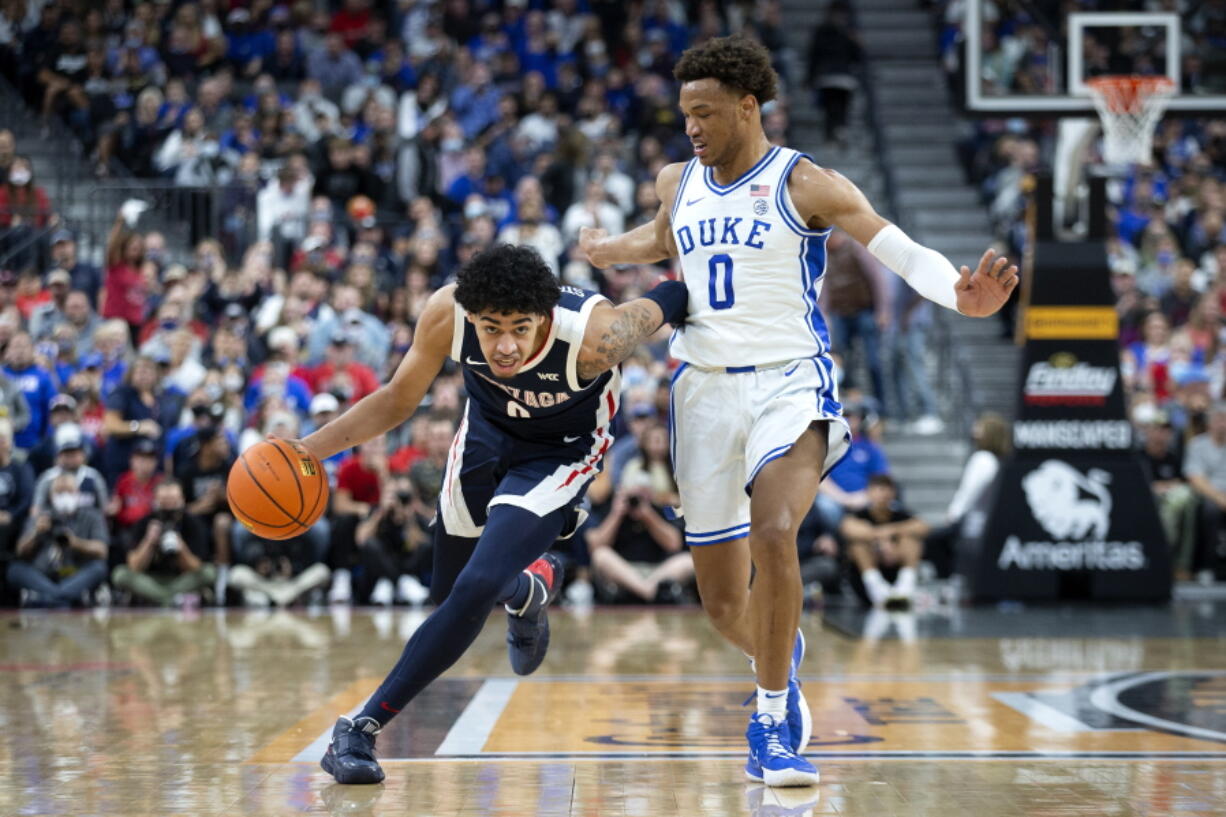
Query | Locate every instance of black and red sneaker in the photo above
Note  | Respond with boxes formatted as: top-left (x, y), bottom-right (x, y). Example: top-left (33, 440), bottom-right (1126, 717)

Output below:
top-left (505, 552), bottom-right (565, 676)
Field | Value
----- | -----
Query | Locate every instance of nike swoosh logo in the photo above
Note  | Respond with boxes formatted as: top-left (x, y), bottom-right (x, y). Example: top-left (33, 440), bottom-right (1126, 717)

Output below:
top-left (784, 363), bottom-right (801, 377)
top-left (764, 692), bottom-right (787, 699)
top-left (465, 356), bottom-right (487, 366)
top-left (686, 197), bottom-right (705, 206)
top-left (563, 435), bottom-right (583, 443)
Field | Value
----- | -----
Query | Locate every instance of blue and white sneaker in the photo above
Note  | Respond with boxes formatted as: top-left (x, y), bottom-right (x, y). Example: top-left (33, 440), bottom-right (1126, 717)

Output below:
top-left (788, 630), bottom-right (811, 754)
top-left (748, 629), bottom-right (812, 754)
top-left (744, 713), bottom-right (820, 787)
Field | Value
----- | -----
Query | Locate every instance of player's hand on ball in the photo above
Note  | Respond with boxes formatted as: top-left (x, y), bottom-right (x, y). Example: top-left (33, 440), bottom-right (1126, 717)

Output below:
top-left (955, 248), bottom-right (1019, 318)
top-left (579, 226), bottom-right (611, 268)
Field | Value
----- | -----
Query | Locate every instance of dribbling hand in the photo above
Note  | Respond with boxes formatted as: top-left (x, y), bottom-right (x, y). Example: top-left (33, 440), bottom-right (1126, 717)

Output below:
top-left (955, 248), bottom-right (1019, 318)
top-left (578, 226), bottom-right (611, 269)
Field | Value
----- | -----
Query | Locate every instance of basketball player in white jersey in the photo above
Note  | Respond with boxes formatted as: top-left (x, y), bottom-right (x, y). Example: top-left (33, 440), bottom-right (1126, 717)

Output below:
top-left (580, 36), bottom-right (1017, 787)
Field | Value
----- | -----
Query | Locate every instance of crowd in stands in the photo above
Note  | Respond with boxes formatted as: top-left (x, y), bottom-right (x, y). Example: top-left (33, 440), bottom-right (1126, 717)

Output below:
top-left (0, 0), bottom-right (961, 613)
top-left (935, 0), bottom-right (1226, 582)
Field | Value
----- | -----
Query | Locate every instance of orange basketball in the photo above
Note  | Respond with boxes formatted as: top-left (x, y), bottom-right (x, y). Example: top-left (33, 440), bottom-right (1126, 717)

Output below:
top-left (227, 438), bottom-right (329, 540)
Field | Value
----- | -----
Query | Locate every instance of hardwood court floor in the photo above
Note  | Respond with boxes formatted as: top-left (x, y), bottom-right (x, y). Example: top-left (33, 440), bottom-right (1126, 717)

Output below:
top-left (2, 602), bottom-right (1224, 816)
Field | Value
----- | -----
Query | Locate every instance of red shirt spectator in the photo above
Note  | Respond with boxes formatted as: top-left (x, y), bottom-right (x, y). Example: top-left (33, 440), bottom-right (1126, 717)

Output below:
top-left (330, 0), bottom-right (371, 47)
top-left (0, 157), bottom-right (52, 228)
top-left (110, 439), bottom-right (163, 528)
top-left (101, 218), bottom-right (149, 329)
top-left (303, 333), bottom-right (380, 402)
top-left (336, 447), bottom-right (383, 506)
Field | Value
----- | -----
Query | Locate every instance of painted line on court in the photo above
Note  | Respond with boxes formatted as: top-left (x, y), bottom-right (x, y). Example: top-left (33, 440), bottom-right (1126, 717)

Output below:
top-left (990, 692), bottom-right (1101, 733)
top-left (1089, 670), bottom-right (1226, 745)
top-left (285, 750), bottom-right (1226, 763)
top-left (435, 678), bottom-right (520, 756)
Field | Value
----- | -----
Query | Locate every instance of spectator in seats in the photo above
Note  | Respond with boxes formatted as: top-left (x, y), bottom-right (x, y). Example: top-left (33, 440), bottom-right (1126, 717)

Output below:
top-left (58, 291), bottom-right (101, 359)
top-left (101, 211), bottom-right (149, 343)
top-left (306, 32), bottom-right (363, 100)
top-left (840, 473), bottom-right (928, 608)
top-left (268, 29), bottom-right (306, 82)
top-left (307, 284), bottom-right (390, 370)
top-left (33, 423), bottom-right (108, 513)
top-left (806, 1), bottom-right (863, 148)
top-left (497, 196), bottom-right (565, 276)
top-left (924, 411), bottom-right (1009, 578)
top-left (27, 393), bottom-right (87, 474)
top-left (0, 130), bottom-right (13, 184)
top-left (0, 155), bottom-right (52, 229)
top-left (35, 19), bottom-right (88, 125)
top-left (154, 106), bottom-right (224, 186)
top-left (97, 87), bottom-right (170, 178)
top-left (1138, 409), bottom-right (1198, 581)
top-left (327, 435), bottom-right (388, 604)
top-left (176, 418), bottom-right (234, 568)
top-left (821, 229), bottom-right (888, 414)
top-left (0, 368), bottom-right (29, 446)
top-left (354, 473), bottom-right (433, 606)
top-left (28, 270), bottom-right (73, 341)
top-left (108, 436), bottom-right (162, 531)
top-left (227, 523), bottom-right (332, 607)
top-left (258, 164), bottom-right (311, 246)
top-left (305, 331), bottom-right (379, 405)
top-left (111, 479), bottom-right (215, 607)
top-left (3, 331), bottom-right (56, 453)
top-left (886, 272), bottom-right (944, 435)
top-left (562, 180), bottom-right (626, 244)
top-left (0, 420), bottom-right (34, 559)
top-left (1122, 311), bottom-right (1174, 402)
top-left (816, 403), bottom-right (888, 531)
top-left (8, 471), bottom-right (109, 608)
top-left (102, 355), bottom-right (177, 482)
top-left (1160, 259), bottom-right (1200, 329)
top-left (1183, 401), bottom-right (1226, 581)
top-left (585, 422), bottom-right (691, 603)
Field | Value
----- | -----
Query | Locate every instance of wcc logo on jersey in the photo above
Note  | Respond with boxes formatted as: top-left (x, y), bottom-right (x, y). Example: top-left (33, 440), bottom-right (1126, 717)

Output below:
top-left (675, 217), bottom-right (773, 256)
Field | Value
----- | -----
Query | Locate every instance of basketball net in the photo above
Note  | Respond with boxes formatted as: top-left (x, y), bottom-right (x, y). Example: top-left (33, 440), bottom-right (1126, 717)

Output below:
top-left (1084, 75), bottom-right (1176, 167)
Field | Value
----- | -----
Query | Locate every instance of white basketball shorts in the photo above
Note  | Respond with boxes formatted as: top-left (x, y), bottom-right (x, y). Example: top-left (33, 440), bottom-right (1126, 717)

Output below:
top-left (669, 356), bottom-right (851, 546)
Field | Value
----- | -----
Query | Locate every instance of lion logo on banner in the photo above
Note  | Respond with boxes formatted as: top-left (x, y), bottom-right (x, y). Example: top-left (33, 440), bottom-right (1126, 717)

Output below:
top-left (1021, 460), bottom-right (1112, 540)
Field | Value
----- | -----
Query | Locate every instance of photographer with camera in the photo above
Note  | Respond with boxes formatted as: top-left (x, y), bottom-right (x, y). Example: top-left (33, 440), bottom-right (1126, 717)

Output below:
top-left (7, 473), bottom-right (109, 607)
top-left (839, 473), bottom-right (929, 609)
top-left (584, 422), bottom-right (692, 604)
top-left (111, 480), bottom-right (214, 607)
top-left (354, 474), bottom-right (433, 605)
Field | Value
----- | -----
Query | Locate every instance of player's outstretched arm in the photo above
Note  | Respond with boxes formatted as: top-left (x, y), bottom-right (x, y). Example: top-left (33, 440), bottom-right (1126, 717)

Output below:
top-left (578, 162), bottom-right (686, 268)
top-left (790, 160), bottom-right (1019, 318)
top-left (301, 286), bottom-right (453, 460)
top-left (575, 280), bottom-right (689, 381)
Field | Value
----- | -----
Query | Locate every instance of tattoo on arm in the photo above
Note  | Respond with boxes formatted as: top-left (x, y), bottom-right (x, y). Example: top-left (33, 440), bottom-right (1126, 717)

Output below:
top-left (577, 302), bottom-right (660, 381)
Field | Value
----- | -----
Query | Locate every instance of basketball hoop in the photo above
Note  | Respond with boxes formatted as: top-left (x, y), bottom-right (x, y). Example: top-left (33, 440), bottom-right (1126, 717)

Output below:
top-left (1084, 75), bottom-right (1176, 167)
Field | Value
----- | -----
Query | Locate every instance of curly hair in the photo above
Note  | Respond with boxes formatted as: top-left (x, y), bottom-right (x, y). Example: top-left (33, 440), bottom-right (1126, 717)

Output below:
top-left (673, 35), bottom-right (778, 105)
top-left (454, 244), bottom-right (561, 316)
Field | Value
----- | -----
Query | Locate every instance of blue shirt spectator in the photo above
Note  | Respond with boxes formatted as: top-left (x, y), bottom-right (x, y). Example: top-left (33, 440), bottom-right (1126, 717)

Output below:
top-left (450, 64), bottom-right (502, 139)
top-left (306, 33), bottom-right (364, 99)
top-left (3, 334), bottom-right (58, 450)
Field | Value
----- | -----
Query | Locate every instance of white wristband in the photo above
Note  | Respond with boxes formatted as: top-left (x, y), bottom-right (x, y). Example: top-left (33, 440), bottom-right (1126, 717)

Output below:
top-left (866, 224), bottom-right (961, 313)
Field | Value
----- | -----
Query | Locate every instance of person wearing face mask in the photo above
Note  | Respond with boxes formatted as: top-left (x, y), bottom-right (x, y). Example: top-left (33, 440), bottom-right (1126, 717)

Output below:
top-left (496, 196), bottom-right (564, 276)
top-left (0, 156), bottom-right (52, 230)
top-left (32, 424), bottom-right (108, 514)
top-left (28, 272), bottom-right (75, 341)
top-left (110, 480), bottom-right (214, 607)
top-left (8, 472), bottom-right (109, 608)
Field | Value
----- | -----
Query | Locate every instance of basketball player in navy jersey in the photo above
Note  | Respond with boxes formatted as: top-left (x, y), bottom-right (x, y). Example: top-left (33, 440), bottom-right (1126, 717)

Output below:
top-left (301, 244), bottom-right (687, 783)
top-left (581, 36), bottom-right (1017, 787)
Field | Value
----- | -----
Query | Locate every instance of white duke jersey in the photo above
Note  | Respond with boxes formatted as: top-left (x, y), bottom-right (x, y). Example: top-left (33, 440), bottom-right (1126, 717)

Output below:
top-left (668, 146), bottom-right (833, 369)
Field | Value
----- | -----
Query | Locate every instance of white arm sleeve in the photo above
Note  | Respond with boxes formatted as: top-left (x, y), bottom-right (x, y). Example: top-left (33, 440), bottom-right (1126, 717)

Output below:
top-left (866, 224), bottom-right (962, 313)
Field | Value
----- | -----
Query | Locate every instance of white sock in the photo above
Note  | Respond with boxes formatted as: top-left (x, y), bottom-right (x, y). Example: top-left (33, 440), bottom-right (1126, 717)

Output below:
top-left (863, 568), bottom-right (889, 607)
top-left (757, 686), bottom-right (788, 722)
top-left (894, 566), bottom-right (917, 598)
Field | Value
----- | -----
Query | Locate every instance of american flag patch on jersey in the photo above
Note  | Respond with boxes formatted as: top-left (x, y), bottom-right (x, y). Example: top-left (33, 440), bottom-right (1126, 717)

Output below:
top-left (750, 184), bottom-right (771, 196)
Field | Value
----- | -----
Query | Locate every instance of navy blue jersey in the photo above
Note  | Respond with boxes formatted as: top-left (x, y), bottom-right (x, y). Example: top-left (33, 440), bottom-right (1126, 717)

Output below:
top-left (450, 286), bottom-right (621, 444)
